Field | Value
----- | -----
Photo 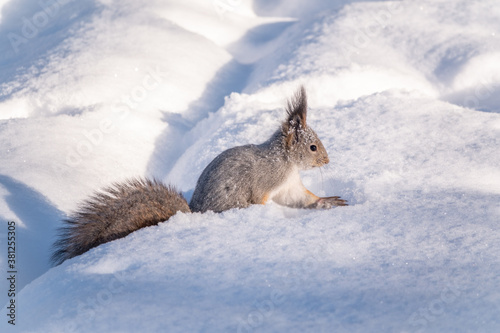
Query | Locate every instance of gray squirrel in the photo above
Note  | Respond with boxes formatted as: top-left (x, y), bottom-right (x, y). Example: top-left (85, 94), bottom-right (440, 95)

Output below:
top-left (52, 86), bottom-right (347, 265)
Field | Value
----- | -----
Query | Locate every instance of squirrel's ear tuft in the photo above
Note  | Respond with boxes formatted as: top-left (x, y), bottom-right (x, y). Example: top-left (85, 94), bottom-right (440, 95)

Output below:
top-left (283, 86), bottom-right (308, 147)
top-left (286, 85), bottom-right (307, 128)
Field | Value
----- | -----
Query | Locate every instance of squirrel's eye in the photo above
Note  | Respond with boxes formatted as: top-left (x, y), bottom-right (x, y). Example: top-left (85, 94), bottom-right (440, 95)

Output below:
top-left (310, 145), bottom-right (317, 152)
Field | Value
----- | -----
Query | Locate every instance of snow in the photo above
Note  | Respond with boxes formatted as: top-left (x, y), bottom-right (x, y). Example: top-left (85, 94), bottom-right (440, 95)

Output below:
top-left (0, 0), bottom-right (499, 332)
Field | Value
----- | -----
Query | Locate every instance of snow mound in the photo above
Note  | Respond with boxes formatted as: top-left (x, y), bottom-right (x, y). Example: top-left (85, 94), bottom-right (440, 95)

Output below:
top-left (1, 0), bottom-right (499, 332)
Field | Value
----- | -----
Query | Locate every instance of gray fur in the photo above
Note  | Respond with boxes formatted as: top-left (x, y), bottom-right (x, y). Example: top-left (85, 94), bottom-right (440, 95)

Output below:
top-left (51, 178), bottom-right (190, 265)
top-left (189, 86), bottom-right (332, 212)
top-left (52, 86), bottom-right (346, 265)
top-left (189, 136), bottom-right (291, 212)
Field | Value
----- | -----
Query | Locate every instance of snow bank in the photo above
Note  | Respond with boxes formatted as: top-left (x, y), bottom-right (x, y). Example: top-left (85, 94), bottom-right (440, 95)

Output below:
top-left (1, 0), bottom-right (499, 332)
top-left (0, 0), bottom-right (259, 304)
top-left (248, 0), bottom-right (500, 113)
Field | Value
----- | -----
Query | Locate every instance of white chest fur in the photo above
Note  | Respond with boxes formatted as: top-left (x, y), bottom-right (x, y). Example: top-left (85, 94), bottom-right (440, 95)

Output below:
top-left (268, 167), bottom-right (309, 207)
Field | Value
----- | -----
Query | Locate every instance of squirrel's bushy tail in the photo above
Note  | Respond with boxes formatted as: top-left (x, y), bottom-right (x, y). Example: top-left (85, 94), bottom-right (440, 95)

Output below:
top-left (51, 178), bottom-right (190, 266)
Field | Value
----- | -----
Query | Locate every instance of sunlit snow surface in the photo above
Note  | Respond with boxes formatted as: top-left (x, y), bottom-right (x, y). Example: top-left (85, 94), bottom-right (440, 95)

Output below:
top-left (0, 0), bottom-right (499, 332)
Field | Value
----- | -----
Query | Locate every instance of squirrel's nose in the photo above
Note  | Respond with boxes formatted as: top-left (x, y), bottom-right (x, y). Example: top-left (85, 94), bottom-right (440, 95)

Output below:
top-left (323, 155), bottom-right (330, 165)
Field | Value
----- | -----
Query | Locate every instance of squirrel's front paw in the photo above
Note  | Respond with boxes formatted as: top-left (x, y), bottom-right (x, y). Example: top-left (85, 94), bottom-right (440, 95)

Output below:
top-left (309, 196), bottom-right (348, 209)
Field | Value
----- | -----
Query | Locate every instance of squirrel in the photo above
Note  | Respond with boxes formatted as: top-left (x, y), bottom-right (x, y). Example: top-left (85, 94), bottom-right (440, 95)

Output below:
top-left (51, 86), bottom-right (347, 265)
